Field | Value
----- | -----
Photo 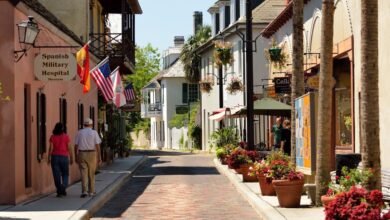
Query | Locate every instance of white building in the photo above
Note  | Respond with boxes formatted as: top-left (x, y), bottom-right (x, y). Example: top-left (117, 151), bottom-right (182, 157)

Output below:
top-left (198, 0), bottom-right (287, 151)
top-left (141, 37), bottom-right (199, 149)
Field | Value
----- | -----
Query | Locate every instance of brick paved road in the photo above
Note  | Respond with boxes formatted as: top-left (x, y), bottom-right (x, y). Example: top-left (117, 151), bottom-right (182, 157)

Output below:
top-left (92, 150), bottom-right (260, 220)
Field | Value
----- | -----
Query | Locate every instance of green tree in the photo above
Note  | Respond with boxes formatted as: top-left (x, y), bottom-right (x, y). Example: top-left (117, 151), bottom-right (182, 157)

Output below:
top-left (126, 43), bottom-right (161, 95)
top-left (125, 44), bottom-right (161, 133)
top-left (315, 0), bottom-right (335, 206)
top-left (180, 26), bottom-right (211, 83)
top-left (361, 0), bottom-right (381, 190)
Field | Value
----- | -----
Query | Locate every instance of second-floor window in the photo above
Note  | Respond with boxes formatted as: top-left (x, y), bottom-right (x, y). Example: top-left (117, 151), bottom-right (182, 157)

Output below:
top-left (225, 6), bottom-right (230, 28)
top-left (235, 0), bottom-right (240, 20)
top-left (183, 83), bottom-right (199, 103)
top-left (215, 13), bottom-right (220, 34)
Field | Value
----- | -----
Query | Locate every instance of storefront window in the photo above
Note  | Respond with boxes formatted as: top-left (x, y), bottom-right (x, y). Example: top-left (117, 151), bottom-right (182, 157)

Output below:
top-left (335, 88), bottom-right (352, 146)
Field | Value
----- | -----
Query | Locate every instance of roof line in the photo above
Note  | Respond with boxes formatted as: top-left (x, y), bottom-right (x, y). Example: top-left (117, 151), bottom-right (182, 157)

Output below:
top-left (261, 0), bottom-right (311, 38)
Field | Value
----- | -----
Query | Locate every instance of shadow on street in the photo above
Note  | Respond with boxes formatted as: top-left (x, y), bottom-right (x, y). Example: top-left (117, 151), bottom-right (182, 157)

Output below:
top-left (93, 150), bottom-right (220, 218)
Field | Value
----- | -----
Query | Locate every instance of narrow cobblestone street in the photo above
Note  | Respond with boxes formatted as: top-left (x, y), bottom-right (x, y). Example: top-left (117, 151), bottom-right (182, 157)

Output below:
top-left (92, 150), bottom-right (260, 220)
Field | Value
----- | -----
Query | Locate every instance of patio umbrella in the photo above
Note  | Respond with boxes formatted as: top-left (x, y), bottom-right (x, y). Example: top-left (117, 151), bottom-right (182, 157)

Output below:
top-left (230, 98), bottom-right (291, 117)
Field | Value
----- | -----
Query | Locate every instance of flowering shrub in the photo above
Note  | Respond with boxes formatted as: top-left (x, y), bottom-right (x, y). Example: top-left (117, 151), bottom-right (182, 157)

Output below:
top-left (325, 186), bottom-right (390, 220)
top-left (326, 166), bottom-right (372, 197)
top-left (226, 148), bottom-right (259, 169)
top-left (239, 141), bottom-right (247, 149)
top-left (216, 148), bottom-right (227, 160)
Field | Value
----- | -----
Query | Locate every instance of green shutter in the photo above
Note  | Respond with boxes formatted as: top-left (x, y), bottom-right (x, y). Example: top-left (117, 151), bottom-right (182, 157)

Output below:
top-left (182, 83), bottom-right (188, 103)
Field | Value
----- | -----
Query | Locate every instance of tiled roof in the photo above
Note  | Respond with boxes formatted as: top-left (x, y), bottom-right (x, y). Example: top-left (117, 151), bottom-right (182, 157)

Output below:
top-left (240, 0), bottom-right (287, 24)
top-left (12, 0), bottom-right (83, 45)
top-left (157, 59), bottom-right (185, 79)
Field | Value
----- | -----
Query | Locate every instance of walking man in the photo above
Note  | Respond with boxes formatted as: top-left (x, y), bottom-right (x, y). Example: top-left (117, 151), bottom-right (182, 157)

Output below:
top-left (75, 118), bottom-right (102, 198)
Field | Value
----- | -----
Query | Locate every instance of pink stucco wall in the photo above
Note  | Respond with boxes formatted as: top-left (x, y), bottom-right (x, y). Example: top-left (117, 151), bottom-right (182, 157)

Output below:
top-left (0, 1), bottom-right (98, 204)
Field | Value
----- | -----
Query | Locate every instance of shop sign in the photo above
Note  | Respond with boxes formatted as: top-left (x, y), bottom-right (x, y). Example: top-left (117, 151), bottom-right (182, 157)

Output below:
top-left (274, 77), bottom-right (291, 94)
top-left (176, 106), bottom-right (189, 114)
top-left (34, 53), bottom-right (76, 81)
top-left (306, 75), bottom-right (319, 89)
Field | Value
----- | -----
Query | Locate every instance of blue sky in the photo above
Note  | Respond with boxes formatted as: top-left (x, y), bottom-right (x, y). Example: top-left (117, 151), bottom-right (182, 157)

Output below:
top-left (134, 0), bottom-right (216, 53)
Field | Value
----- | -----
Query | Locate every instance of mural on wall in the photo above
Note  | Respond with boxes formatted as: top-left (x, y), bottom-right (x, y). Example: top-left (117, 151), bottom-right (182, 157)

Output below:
top-left (295, 92), bottom-right (317, 175)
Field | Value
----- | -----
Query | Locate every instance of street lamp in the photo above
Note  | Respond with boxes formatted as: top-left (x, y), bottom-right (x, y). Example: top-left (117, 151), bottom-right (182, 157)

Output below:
top-left (14, 16), bottom-right (40, 62)
top-left (245, 0), bottom-right (255, 150)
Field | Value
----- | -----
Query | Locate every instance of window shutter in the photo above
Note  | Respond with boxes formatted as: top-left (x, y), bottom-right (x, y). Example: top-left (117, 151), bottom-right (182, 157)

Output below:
top-left (182, 83), bottom-right (188, 103)
top-left (63, 99), bottom-right (67, 133)
top-left (40, 93), bottom-right (46, 154)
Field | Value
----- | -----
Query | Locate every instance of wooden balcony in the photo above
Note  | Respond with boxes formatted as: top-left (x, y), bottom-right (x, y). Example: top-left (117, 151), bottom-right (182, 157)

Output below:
top-left (89, 30), bottom-right (135, 74)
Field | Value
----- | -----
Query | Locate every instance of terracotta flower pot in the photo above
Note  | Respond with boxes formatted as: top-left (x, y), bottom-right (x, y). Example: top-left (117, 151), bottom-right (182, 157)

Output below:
top-left (221, 157), bottom-right (228, 165)
top-left (272, 179), bottom-right (304, 208)
top-left (234, 167), bottom-right (243, 174)
top-left (321, 195), bottom-right (336, 207)
top-left (257, 172), bottom-right (276, 196)
top-left (240, 164), bottom-right (258, 182)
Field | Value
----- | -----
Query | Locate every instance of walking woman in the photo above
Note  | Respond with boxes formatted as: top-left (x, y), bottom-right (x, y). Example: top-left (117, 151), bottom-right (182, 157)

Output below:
top-left (48, 123), bottom-right (73, 197)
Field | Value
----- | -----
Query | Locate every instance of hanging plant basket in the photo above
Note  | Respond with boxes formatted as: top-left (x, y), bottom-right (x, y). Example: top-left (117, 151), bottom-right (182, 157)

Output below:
top-left (226, 77), bottom-right (244, 95)
top-left (268, 47), bottom-right (282, 61)
top-left (265, 39), bottom-right (288, 70)
top-left (213, 41), bottom-right (234, 67)
top-left (199, 76), bottom-right (214, 93)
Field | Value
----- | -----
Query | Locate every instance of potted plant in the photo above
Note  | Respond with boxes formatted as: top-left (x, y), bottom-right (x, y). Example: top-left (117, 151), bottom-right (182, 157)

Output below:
top-left (215, 143), bottom-right (236, 165)
top-left (265, 152), bottom-right (304, 208)
top-left (322, 166), bottom-right (372, 206)
top-left (226, 77), bottom-right (244, 95)
top-left (226, 147), bottom-right (247, 173)
top-left (250, 151), bottom-right (291, 196)
top-left (213, 40), bottom-right (234, 67)
top-left (239, 150), bottom-right (260, 182)
top-left (325, 186), bottom-right (390, 220)
top-left (199, 76), bottom-right (214, 93)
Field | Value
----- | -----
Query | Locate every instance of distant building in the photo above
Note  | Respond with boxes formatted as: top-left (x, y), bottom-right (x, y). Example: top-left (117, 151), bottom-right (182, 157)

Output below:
top-left (141, 36), bottom-right (199, 149)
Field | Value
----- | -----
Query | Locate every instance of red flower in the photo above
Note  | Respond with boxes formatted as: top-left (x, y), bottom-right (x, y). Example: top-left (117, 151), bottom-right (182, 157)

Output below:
top-left (324, 187), bottom-right (388, 220)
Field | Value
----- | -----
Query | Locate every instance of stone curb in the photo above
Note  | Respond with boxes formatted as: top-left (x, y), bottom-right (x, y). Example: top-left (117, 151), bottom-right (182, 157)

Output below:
top-left (214, 158), bottom-right (287, 220)
top-left (72, 155), bottom-right (148, 220)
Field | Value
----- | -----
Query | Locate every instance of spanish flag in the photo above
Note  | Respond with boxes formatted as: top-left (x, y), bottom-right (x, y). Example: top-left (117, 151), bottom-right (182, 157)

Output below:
top-left (76, 44), bottom-right (90, 93)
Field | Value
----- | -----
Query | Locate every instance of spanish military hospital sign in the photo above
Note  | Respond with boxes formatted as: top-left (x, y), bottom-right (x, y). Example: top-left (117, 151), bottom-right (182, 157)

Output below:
top-left (34, 53), bottom-right (76, 81)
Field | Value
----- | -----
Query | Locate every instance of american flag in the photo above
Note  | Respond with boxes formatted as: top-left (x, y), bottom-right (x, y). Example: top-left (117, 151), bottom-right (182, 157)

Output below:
top-left (124, 83), bottom-right (136, 101)
top-left (90, 57), bottom-right (114, 102)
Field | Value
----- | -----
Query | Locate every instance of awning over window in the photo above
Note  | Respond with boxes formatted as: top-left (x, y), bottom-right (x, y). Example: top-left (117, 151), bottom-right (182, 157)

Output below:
top-left (209, 108), bottom-right (230, 121)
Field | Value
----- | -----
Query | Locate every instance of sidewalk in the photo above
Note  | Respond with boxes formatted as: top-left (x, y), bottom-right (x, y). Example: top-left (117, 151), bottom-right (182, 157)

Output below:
top-left (214, 159), bottom-right (325, 220)
top-left (0, 155), bottom-right (147, 220)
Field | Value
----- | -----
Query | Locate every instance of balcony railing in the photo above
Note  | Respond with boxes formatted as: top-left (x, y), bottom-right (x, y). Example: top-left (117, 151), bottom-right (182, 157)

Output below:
top-left (141, 102), bottom-right (162, 118)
